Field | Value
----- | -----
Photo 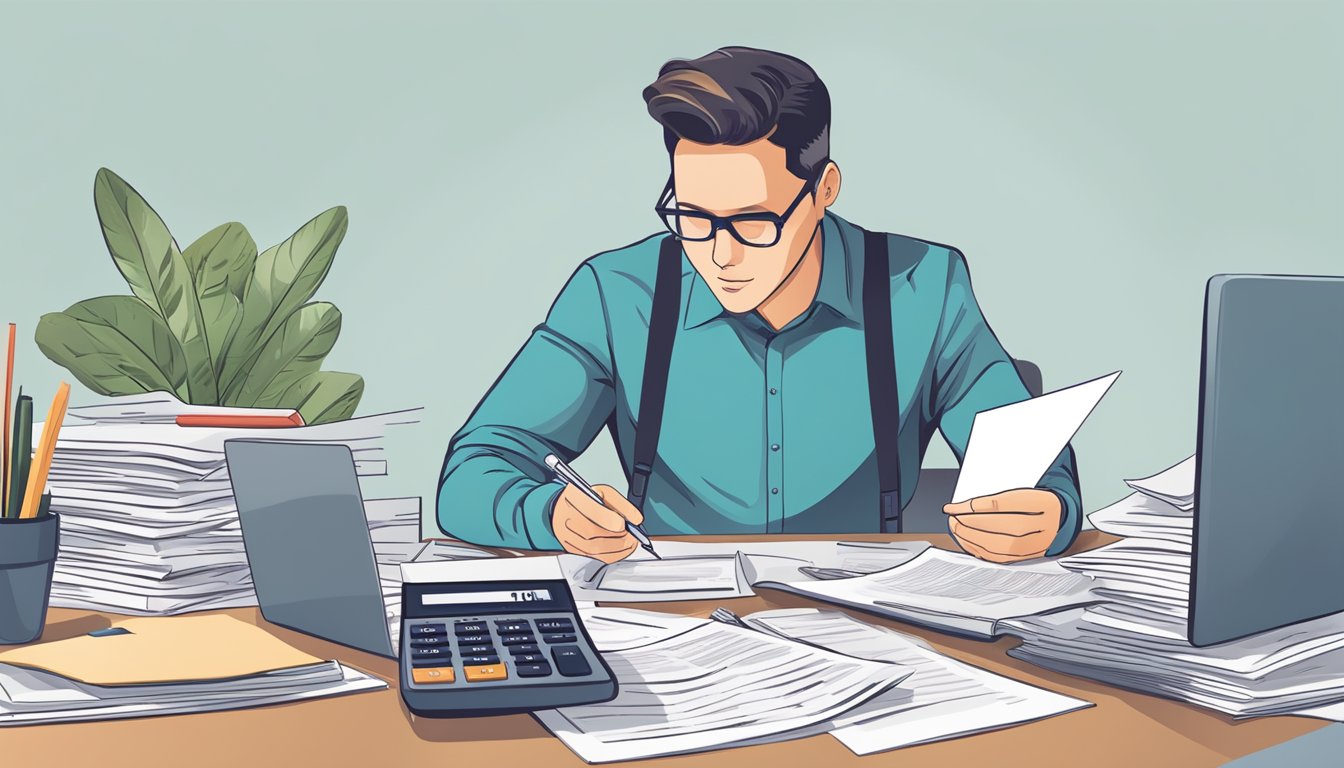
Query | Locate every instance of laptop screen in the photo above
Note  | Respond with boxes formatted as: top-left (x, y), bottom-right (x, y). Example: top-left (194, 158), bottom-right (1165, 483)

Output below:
top-left (1191, 274), bottom-right (1344, 646)
top-left (225, 440), bottom-right (396, 658)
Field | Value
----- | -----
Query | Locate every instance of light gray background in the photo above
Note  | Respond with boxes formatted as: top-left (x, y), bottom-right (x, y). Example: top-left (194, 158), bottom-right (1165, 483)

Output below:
top-left (2, 0), bottom-right (1341, 535)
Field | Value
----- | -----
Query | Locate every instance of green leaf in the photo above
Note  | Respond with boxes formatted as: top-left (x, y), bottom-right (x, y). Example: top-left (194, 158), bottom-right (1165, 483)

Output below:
top-left (93, 168), bottom-right (218, 404)
top-left (217, 206), bottom-right (348, 398)
top-left (183, 222), bottom-right (258, 373)
top-left (256, 371), bottom-right (363, 425)
top-left (34, 296), bottom-right (189, 399)
top-left (225, 302), bottom-right (342, 408)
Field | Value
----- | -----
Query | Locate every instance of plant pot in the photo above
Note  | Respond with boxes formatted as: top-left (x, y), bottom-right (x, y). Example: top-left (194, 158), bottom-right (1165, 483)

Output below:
top-left (0, 501), bottom-right (59, 645)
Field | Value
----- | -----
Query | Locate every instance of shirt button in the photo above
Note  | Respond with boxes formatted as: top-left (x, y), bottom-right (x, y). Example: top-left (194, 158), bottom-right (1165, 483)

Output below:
top-left (771, 487), bottom-right (779, 495)
top-left (769, 387), bottom-right (778, 395)
top-left (770, 444), bottom-right (780, 452)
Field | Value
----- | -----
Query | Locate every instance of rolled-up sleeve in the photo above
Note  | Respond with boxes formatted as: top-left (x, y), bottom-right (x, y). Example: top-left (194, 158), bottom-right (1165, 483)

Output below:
top-left (437, 263), bottom-right (615, 550)
top-left (930, 250), bottom-right (1082, 556)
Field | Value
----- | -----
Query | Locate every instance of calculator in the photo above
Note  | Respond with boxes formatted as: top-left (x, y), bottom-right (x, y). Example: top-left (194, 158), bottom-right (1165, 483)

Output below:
top-left (398, 556), bottom-right (617, 717)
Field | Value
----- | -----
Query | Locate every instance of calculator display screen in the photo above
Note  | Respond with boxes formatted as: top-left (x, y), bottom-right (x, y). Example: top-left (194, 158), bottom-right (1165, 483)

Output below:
top-left (403, 579), bottom-right (576, 618)
top-left (423, 589), bottom-right (553, 606)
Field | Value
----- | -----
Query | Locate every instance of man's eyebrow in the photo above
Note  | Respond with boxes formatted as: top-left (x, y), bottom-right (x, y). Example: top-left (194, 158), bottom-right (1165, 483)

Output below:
top-left (675, 200), bottom-right (772, 215)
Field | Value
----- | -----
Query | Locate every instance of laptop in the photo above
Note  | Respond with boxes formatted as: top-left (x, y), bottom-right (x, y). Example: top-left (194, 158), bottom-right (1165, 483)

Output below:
top-left (1190, 274), bottom-right (1344, 646)
top-left (225, 439), bottom-right (397, 658)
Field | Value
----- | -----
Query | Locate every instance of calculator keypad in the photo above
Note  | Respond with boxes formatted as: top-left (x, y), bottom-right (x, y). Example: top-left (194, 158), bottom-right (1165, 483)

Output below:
top-left (463, 663), bottom-right (508, 682)
top-left (404, 613), bottom-right (599, 688)
top-left (551, 645), bottom-right (592, 677)
top-left (411, 667), bottom-right (455, 685)
top-left (515, 662), bottom-right (552, 678)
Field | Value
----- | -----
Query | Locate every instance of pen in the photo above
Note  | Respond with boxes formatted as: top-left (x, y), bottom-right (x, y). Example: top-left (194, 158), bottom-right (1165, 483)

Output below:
top-left (544, 454), bottom-right (660, 560)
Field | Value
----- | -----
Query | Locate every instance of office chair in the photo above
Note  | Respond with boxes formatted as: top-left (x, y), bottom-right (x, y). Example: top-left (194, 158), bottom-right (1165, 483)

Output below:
top-left (891, 358), bottom-right (1043, 534)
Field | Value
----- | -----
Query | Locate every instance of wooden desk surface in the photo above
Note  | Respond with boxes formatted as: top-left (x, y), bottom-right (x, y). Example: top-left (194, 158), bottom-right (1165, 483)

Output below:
top-left (0, 532), bottom-right (1327, 767)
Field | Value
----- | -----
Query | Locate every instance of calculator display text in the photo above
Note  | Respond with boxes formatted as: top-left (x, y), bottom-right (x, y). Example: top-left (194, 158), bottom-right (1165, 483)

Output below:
top-left (422, 589), bottom-right (553, 606)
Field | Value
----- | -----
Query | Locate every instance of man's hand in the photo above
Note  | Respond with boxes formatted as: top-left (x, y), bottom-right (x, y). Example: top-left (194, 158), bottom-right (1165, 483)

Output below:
top-left (552, 483), bottom-right (644, 564)
top-left (943, 488), bottom-right (1063, 564)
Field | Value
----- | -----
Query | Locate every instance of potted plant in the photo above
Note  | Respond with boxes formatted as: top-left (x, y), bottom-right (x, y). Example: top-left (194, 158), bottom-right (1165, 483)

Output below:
top-left (35, 168), bottom-right (362, 424)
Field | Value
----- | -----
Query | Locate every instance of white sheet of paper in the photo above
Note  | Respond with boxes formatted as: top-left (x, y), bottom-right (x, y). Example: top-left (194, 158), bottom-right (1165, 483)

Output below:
top-left (1293, 701), bottom-right (1344, 721)
top-left (595, 556), bottom-right (742, 594)
top-left (952, 371), bottom-right (1120, 503)
top-left (745, 609), bottom-right (1091, 754)
top-left (1124, 454), bottom-right (1197, 510)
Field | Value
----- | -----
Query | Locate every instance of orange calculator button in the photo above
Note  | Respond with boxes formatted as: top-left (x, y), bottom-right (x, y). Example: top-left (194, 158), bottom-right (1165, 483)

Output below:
top-left (464, 664), bottom-right (508, 682)
top-left (411, 667), bottom-right (455, 685)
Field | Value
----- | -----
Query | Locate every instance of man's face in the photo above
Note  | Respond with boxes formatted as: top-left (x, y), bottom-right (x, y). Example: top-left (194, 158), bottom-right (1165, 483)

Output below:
top-left (671, 138), bottom-right (825, 314)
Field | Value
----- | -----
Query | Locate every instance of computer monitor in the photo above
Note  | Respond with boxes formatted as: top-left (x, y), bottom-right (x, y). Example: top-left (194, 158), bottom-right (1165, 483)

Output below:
top-left (225, 439), bottom-right (397, 658)
top-left (1190, 274), bottom-right (1344, 646)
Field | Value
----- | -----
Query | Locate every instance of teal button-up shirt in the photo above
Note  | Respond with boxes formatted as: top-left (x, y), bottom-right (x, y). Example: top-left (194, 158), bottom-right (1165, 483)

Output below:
top-left (439, 212), bottom-right (1082, 555)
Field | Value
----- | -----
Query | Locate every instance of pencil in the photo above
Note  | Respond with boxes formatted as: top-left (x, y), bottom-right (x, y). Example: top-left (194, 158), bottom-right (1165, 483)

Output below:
top-left (19, 381), bottom-right (70, 520)
top-left (6, 392), bottom-right (31, 519)
top-left (2, 323), bottom-right (14, 512)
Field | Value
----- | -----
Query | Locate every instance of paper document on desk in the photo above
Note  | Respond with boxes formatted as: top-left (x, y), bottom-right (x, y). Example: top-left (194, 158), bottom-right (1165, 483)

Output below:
top-left (1124, 454), bottom-right (1196, 510)
top-left (534, 607), bottom-right (913, 762)
top-left (594, 555), bottom-right (743, 594)
top-left (953, 371), bottom-right (1120, 503)
top-left (743, 608), bottom-right (1091, 753)
top-left (0, 615), bottom-right (385, 726)
top-left (559, 540), bottom-right (930, 602)
top-left (0, 614), bottom-right (321, 684)
top-left (759, 548), bottom-right (1099, 639)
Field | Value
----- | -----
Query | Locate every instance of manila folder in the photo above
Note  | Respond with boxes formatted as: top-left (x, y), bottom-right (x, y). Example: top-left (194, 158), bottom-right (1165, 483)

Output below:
top-left (0, 615), bottom-right (323, 685)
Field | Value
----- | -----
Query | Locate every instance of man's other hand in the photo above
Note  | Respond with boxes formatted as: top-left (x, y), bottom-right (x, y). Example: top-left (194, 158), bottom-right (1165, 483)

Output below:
top-left (943, 488), bottom-right (1063, 563)
top-left (552, 484), bottom-right (644, 564)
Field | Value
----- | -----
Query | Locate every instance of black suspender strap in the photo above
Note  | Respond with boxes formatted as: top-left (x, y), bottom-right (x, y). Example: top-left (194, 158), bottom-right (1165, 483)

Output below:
top-left (862, 230), bottom-right (903, 532)
top-left (628, 235), bottom-right (683, 512)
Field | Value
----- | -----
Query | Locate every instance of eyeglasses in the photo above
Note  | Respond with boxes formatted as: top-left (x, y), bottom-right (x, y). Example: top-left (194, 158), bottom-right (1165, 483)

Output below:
top-left (654, 172), bottom-right (819, 248)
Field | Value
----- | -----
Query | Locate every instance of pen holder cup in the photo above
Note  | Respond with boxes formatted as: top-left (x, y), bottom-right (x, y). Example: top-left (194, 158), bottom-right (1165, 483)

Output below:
top-left (0, 504), bottom-right (59, 645)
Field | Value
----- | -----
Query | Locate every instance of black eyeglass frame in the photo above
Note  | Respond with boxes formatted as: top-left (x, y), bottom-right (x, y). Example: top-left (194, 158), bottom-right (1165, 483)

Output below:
top-left (653, 170), bottom-right (822, 248)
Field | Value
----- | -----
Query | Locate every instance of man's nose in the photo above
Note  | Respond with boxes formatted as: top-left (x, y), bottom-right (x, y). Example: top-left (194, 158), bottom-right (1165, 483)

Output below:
top-left (711, 227), bottom-right (745, 269)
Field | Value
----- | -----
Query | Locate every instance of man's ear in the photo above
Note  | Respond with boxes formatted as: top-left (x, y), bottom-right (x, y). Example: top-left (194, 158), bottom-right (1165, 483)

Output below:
top-left (818, 161), bottom-right (841, 209)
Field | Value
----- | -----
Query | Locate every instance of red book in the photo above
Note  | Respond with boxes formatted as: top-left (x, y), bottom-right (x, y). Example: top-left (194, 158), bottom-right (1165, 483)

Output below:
top-left (175, 412), bottom-right (305, 428)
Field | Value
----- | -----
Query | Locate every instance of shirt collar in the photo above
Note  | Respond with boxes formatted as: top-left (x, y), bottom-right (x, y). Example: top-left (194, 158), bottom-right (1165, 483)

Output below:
top-left (681, 212), bottom-right (859, 330)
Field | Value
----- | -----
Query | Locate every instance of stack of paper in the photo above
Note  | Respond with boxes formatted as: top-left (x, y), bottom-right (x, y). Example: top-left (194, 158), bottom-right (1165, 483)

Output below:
top-left (367, 498), bottom-right (423, 649)
top-left (0, 614), bottom-right (385, 725)
top-left (1003, 456), bottom-right (1344, 720)
top-left (40, 394), bottom-right (421, 617)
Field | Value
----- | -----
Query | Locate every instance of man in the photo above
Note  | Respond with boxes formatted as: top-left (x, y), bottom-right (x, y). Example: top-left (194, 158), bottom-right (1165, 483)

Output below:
top-left (439, 46), bottom-right (1081, 565)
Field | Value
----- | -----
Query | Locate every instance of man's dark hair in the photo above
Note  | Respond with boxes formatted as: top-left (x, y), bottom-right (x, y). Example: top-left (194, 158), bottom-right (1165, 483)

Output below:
top-left (643, 46), bottom-right (830, 182)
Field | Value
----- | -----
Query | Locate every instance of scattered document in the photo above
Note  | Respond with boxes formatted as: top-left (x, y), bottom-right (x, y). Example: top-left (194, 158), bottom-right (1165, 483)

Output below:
top-left (560, 539), bottom-right (930, 602)
top-left (952, 371), bottom-right (1120, 503)
top-left (533, 607), bottom-right (912, 762)
top-left (744, 608), bottom-right (1091, 754)
top-left (0, 614), bottom-right (385, 726)
top-left (760, 548), bottom-right (1098, 639)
